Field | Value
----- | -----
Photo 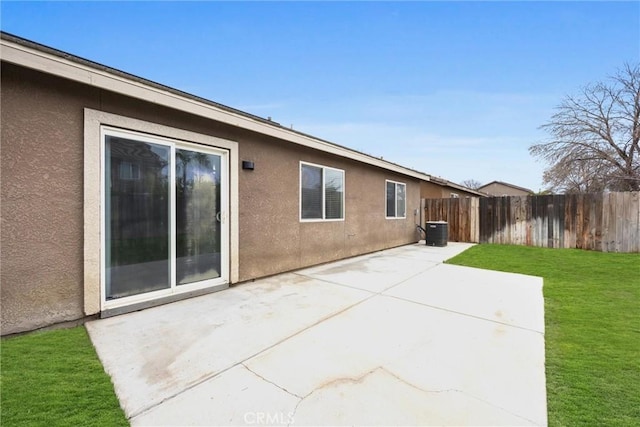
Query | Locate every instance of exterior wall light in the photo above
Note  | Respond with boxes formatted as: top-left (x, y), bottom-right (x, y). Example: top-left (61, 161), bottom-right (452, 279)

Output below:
top-left (242, 160), bottom-right (255, 170)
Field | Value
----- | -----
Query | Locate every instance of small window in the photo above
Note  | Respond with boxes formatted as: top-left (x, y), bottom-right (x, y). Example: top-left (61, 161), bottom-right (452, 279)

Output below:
top-left (450, 193), bottom-right (459, 198)
top-left (300, 162), bottom-right (344, 221)
top-left (386, 180), bottom-right (406, 218)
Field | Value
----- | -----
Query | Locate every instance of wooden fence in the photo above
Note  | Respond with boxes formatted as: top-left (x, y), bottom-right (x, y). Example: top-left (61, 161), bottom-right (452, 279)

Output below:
top-left (423, 192), bottom-right (640, 252)
top-left (422, 197), bottom-right (480, 243)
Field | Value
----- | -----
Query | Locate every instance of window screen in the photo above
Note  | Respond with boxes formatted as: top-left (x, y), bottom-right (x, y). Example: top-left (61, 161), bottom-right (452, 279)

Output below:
top-left (386, 180), bottom-right (406, 218)
top-left (325, 168), bottom-right (344, 219)
top-left (386, 181), bottom-right (396, 217)
top-left (301, 163), bottom-right (344, 220)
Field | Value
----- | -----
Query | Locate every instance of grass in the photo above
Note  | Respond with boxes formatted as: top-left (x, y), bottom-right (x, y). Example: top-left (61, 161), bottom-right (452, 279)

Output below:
top-left (1, 326), bottom-right (128, 426)
top-left (447, 244), bottom-right (640, 426)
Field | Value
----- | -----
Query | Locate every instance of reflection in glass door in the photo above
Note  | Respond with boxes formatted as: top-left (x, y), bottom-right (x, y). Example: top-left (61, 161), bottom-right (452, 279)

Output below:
top-left (103, 128), bottom-right (227, 305)
top-left (105, 136), bottom-right (171, 299)
top-left (176, 149), bottom-right (221, 285)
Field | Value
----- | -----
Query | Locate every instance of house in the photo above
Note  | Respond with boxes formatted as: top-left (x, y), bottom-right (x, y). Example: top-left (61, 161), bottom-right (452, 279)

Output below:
top-left (1, 32), bottom-right (460, 335)
top-left (478, 180), bottom-right (534, 197)
top-left (421, 177), bottom-right (486, 199)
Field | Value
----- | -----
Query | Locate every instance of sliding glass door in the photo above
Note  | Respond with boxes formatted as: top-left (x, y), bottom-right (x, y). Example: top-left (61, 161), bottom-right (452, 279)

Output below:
top-left (103, 128), bottom-right (227, 305)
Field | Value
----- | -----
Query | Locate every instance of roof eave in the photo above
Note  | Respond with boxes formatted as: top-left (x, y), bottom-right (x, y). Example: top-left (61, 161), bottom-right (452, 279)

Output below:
top-left (0, 32), bottom-right (431, 182)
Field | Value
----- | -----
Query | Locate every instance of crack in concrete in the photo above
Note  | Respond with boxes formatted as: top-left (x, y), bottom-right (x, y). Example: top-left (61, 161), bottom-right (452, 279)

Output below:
top-left (286, 367), bottom-right (381, 426)
top-left (285, 365), bottom-right (541, 427)
top-left (381, 366), bottom-right (542, 426)
top-left (242, 363), bottom-right (303, 399)
top-left (287, 395), bottom-right (304, 427)
top-left (378, 366), bottom-right (463, 395)
top-left (284, 366), bottom-right (464, 426)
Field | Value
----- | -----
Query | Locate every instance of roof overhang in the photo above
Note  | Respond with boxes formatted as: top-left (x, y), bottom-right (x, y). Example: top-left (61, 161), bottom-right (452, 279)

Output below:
top-left (1, 33), bottom-right (431, 182)
top-left (429, 177), bottom-right (487, 197)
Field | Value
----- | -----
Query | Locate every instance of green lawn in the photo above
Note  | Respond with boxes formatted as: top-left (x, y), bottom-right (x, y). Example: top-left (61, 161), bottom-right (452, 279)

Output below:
top-left (1, 326), bottom-right (128, 426)
top-left (447, 245), bottom-right (640, 426)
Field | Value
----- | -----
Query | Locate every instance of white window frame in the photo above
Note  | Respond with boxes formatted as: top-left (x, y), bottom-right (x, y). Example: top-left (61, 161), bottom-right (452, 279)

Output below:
top-left (385, 180), bottom-right (407, 219)
top-left (299, 161), bottom-right (345, 222)
top-left (450, 193), bottom-right (459, 198)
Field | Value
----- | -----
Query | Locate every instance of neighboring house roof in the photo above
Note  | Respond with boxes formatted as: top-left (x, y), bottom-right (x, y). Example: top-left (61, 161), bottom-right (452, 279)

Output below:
top-left (0, 31), bottom-right (437, 183)
top-left (478, 180), bottom-right (534, 194)
top-left (428, 176), bottom-right (487, 197)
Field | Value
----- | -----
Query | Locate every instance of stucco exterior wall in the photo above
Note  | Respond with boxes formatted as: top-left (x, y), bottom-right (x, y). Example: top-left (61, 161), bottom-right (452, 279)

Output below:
top-left (1, 62), bottom-right (420, 335)
top-left (1, 64), bottom-right (97, 334)
top-left (420, 181), bottom-right (478, 199)
top-left (238, 140), bottom-right (421, 279)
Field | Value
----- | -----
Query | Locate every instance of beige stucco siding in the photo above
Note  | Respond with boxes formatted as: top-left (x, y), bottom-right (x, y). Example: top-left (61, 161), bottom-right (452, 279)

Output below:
top-left (1, 64), bottom-right (97, 333)
top-left (238, 140), bottom-right (421, 279)
top-left (420, 181), bottom-right (479, 199)
top-left (1, 62), bottom-right (420, 335)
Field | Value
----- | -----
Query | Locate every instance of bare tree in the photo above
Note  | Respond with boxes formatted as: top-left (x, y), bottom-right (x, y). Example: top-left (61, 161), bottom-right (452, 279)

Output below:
top-left (541, 158), bottom-right (609, 193)
top-left (461, 179), bottom-right (483, 190)
top-left (530, 63), bottom-right (640, 192)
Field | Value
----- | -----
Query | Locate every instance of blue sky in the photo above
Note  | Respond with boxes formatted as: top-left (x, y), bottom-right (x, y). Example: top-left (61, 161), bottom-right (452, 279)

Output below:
top-left (2, 2), bottom-right (639, 191)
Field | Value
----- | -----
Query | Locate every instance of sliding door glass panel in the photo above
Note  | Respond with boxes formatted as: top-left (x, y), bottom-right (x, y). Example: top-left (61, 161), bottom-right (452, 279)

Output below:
top-left (105, 136), bottom-right (170, 300)
top-left (176, 149), bottom-right (222, 285)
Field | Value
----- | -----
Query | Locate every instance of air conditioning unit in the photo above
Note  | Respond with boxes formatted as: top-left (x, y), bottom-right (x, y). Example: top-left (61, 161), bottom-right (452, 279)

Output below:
top-left (425, 221), bottom-right (448, 247)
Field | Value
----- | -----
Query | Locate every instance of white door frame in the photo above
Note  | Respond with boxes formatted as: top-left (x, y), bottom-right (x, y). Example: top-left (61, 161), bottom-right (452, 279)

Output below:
top-left (83, 109), bottom-right (239, 316)
top-left (100, 126), bottom-right (230, 310)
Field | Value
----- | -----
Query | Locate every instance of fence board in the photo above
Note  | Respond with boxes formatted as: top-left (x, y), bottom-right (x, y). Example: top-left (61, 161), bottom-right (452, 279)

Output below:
top-left (609, 192), bottom-right (618, 252)
top-left (632, 192), bottom-right (640, 253)
top-left (423, 192), bottom-right (639, 252)
top-left (619, 192), bottom-right (629, 252)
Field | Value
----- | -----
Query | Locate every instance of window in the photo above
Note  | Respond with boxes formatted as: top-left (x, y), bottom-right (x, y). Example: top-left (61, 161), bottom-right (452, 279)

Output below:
top-left (300, 162), bottom-right (344, 221)
top-left (450, 193), bottom-right (459, 198)
top-left (386, 180), bottom-right (406, 218)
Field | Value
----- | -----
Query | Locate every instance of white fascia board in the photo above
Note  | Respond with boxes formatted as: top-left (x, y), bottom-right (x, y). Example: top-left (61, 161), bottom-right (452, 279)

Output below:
top-left (1, 39), bottom-right (431, 183)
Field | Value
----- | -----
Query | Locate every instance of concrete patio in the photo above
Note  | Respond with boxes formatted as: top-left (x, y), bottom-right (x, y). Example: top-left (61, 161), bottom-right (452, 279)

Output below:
top-left (87, 242), bottom-right (547, 426)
